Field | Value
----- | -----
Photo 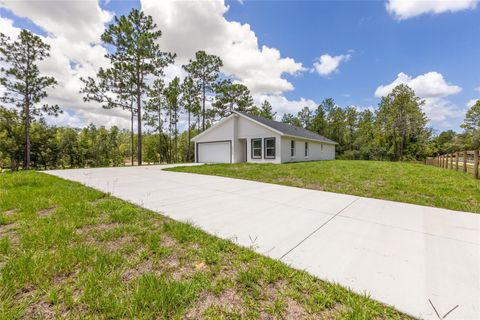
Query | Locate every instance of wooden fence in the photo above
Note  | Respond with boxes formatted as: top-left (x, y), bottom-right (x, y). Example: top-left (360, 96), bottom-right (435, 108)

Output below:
top-left (425, 150), bottom-right (479, 179)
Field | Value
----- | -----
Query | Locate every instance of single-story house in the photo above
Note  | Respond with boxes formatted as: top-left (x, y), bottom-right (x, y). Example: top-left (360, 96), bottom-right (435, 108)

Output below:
top-left (192, 111), bottom-right (337, 164)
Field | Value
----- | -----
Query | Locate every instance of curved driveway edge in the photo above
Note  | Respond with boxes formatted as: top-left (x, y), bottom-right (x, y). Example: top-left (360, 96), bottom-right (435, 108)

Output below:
top-left (46, 165), bottom-right (480, 319)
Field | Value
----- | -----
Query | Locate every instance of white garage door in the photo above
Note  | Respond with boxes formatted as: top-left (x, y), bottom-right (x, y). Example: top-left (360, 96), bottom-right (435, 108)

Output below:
top-left (197, 141), bottom-right (231, 163)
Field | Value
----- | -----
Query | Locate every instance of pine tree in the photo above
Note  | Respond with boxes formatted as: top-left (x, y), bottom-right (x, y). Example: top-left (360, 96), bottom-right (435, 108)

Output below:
top-left (183, 51), bottom-right (222, 131)
top-left (0, 30), bottom-right (60, 169)
top-left (181, 77), bottom-right (201, 161)
top-left (81, 9), bottom-right (175, 165)
top-left (213, 80), bottom-right (254, 118)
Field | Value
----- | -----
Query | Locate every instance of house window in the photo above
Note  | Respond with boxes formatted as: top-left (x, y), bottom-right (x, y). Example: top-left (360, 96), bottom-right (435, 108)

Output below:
top-left (290, 140), bottom-right (295, 157)
top-left (305, 142), bottom-right (309, 157)
top-left (251, 139), bottom-right (262, 159)
top-left (264, 138), bottom-right (276, 159)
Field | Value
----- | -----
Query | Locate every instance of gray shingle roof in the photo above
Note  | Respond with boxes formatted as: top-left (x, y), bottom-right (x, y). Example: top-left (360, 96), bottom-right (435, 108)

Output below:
top-left (234, 111), bottom-right (337, 144)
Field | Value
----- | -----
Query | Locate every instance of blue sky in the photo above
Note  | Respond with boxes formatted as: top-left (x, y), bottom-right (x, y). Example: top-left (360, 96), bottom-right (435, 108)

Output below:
top-left (224, 0), bottom-right (480, 131)
top-left (1, 0), bottom-right (479, 133)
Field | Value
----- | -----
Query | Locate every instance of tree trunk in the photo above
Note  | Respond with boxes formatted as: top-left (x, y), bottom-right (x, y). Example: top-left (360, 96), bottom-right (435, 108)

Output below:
top-left (174, 110), bottom-right (178, 163)
top-left (187, 110), bottom-right (191, 162)
top-left (131, 110), bottom-right (134, 166)
top-left (158, 106), bottom-right (162, 164)
top-left (137, 91), bottom-right (142, 166)
top-left (202, 81), bottom-right (206, 131)
top-left (24, 100), bottom-right (31, 170)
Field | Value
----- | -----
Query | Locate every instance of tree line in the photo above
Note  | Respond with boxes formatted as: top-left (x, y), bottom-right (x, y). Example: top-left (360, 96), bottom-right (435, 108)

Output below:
top-left (281, 86), bottom-right (479, 161)
top-left (0, 107), bottom-right (198, 170)
top-left (1, 9), bottom-right (479, 170)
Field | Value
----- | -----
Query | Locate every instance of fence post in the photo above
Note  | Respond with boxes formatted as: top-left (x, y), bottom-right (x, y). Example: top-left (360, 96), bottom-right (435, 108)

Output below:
top-left (455, 152), bottom-right (459, 170)
top-left (474, 150), bottom-right (479, 179)
top-left (450, 153), bottom-right (454, 169)
top-left (464, 151), bottom-right (468, 172)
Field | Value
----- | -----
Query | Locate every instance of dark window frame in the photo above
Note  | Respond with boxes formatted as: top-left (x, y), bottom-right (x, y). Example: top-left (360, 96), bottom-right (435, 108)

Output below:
top-left (251, 138), bottom-right (262, 159)
top-left (263, 137), bottom-right (276, 159)
top-left (290, 140), bottom-right (296, 157)
top-left (305, 142), bottom-right (309, 157)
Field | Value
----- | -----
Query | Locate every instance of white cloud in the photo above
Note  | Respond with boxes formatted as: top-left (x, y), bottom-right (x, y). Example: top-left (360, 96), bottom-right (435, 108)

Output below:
top-left (313, 53), bottom-right (351, 77)
top-left (0, 0), bottom-right (112, 43)
top-left (422, 97), bottom-right (462, 129)
top-left (375, 72), bottom-right (461, 98)
top-left (386, 0), bottom-right (477, 20)
top-left (375, 72), bottom-right (463, 129)
top-left (140, 0), bottom-right (304, 95)
top-left (0, 16), bottom-right (19, 38)
top-left (475, 86), bottom-right (480, 92)
top-left (0, 2), bottom-right (130, 128)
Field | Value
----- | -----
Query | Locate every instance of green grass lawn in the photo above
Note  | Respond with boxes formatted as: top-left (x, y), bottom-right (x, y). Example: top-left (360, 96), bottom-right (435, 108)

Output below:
top-left (0, 171), bottom-right (409, 319)
top-left (168, 160), bottom-right (480, 213)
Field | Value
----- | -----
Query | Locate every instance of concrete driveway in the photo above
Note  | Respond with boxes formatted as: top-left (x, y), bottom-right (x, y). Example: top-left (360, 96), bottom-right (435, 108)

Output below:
top-left (46, 165), bottom-right (480, 319)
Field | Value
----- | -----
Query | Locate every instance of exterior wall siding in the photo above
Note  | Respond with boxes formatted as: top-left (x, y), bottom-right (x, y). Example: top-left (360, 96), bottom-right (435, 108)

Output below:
top-left (237, 116), bottom-right (281, 163)
top-left (280, 137), bottom-right (335, 162)
top-left (194, 117), bottom-right (234, 143)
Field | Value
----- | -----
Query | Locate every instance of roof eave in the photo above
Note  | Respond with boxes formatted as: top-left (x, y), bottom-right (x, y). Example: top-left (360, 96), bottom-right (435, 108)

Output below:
top-left (282, 134), bottom-right (338, 145)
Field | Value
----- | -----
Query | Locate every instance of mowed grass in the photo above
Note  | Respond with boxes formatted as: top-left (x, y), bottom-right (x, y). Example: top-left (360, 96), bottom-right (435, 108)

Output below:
top-left (168, 160), bottom-right (480, 213)
top-left (0, 171), bottom-right (409, 319)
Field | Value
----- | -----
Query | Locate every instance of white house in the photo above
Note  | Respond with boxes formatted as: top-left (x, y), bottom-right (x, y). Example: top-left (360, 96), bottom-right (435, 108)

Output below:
top-left (192, 111), bottom-right (337, 164)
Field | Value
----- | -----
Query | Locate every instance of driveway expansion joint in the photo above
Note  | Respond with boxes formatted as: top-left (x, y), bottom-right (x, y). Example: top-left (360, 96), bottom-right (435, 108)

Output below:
top-left (279, 197), bottom-right (360, 260)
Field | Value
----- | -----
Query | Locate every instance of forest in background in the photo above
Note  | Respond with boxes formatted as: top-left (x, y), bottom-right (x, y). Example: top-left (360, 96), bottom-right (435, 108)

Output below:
top-left (1, 9), bottom-right (479, 171)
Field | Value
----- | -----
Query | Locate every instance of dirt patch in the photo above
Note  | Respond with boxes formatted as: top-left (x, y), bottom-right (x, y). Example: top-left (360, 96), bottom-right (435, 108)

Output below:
top-left (305, 183), bottom-right (326, 191)
top-left (274, 177), bottom-right (305, 186)
top-left (53, 269), bottom-right (80, 286)
top-left (263, 280), bottom-right (288, 301)
top-left (161, 235), bottom-right (177, 247)
top-left (282, 297), bottom-right (308, 319)
top-left (37, 207), bottom-right (56, 217)
top-left (103, 235), bottom-right (135, 252)
top-left (14, 284), bottom-right (36, 301)
top-left (122, 259), bottom-right (160, 281)
top-left (0, 222), bottom-right (20, 246)
top-left (318, 303), bottom-right (347, 319)
top-left (76, 222), bottom-right (119, 236)
top-left (3, 209), bottom-right (18, 216)
top-left (0, 223), bottom-right (15, 235)
top-left (185, 288), bottom-right (244, 319)
top-left (23, 299), bottom-right (68, 319)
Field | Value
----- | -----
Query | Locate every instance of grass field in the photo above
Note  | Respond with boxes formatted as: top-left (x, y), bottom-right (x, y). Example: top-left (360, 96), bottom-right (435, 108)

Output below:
top-left (0, 171), bottom-right (409, 319)
top-left (168, 160), bottom-right (480, 213)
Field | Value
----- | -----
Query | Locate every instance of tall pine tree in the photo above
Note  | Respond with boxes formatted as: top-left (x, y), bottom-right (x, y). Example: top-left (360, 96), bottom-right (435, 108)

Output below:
top-left (81, 9), bottom-right (175, 165)
top-left (183, 51), bottom-right (222, 131)
top-left (0, 30), bottom-right (60, 169)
